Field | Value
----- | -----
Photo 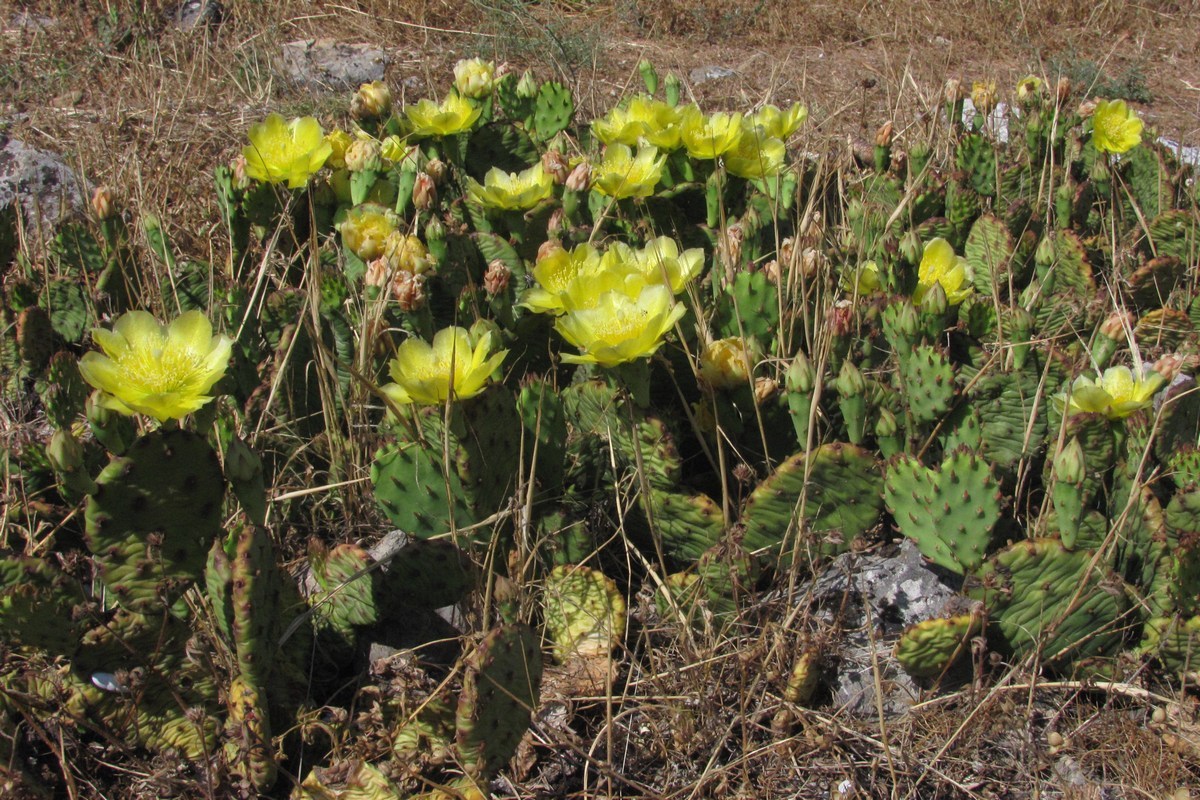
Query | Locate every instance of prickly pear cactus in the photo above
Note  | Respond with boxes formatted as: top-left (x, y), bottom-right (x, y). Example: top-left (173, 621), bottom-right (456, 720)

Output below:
top-left (543, 565), bottom-right (626, 663)
top-left (455, 624), bottom-right (542, 778)
top-left (895, 612), bottom-right (981, 678)
top-left (741, 442), bottom-right (883, 563)
top-left (972, 538), bottom-right (1129, 666)
top-left (85, 429), bottom-right (225, 612)
top-left (883, 448), bottom-right (1001, 574)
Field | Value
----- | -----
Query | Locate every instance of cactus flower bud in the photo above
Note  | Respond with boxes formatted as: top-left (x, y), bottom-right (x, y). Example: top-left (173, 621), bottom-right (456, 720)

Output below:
top-left (391, 270), bottom-right (427, 311)
top-left (547, 207), bottom-right (566, 237)
top-left (761, 259), bottom-right (781, 285)
top-left (638, 59), bottom-right (659, 94)
top-left (875, 406), bottom-right (899, 437)
top-left (754, 377), bottom-right (779, 404)
top-left (412, 172), bottom-right (437, 210)
top-left (325, 129), bottom-right (353, 168)
top-left (699, 336), bottom-right (758, 389)
top-left (1055, 76), bottom-right (1072, 105)
top-left (664, 73), bottom-right (681, 106)
top-left (541, 150), bottom-right (570, 184)
top-left (382, 232), bottom-right (430, 275)
top-left (970, 80), bottom-right (997, 115)
top-left (919, 280), bottom-right (949, 317)
top-left (91, 186), bottom-right (116, 221)
top-left (516, 69), bottom-right (538, 99)
top-left (454, 57), bottom-right (497, 98)
top-left (944, 78), bottom-right (964, 104)
top-left (874, 121), bottom-right (894, 148)
top-left (1054, 437), bottom-right (1087, 486)
top-left (1153, 353), bottom-right (1185, 383)
top-left (344, 138), bottom-right (382, 173)
top-left (786, 351), bottom-right (816, 394)
top-left (47, 429), bottom-right (86, 475)
top-left (351, 80), bottom-right (392, 119)
top-left (483, 259), bottom-right (512, 296)
top-left (425, 158), bottom-right (447, 183)
top-left (1099, 311), bottom-right (1135, 340)
top-left (231, 154), bottom-right (250, 190)
top-left (835, 359), bottom-right (866, 397)
top-left (565, 161), bottom-right (592, 192)
top-left (365, 257), bottom-right (390, 288)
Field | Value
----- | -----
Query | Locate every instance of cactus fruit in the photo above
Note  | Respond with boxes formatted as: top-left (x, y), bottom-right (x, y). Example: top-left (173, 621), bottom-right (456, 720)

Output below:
top-left (85, 429), bottom-right (225, 612)
top-left (883, 447), bottom-right (1001, 574)
top-left (543, 565), bottom-right (626, 663)
top-left (895, 612), bottom-right (981, 678)
top-left (455, 624), bottom-right (543, 778)
top-left (742, 442), bottom-right (884, 564)
top-left (972, 538), bottom-right (1129, 666)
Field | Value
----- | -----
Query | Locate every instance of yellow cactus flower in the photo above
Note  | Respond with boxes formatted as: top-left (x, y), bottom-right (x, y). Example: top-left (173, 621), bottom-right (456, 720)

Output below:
top-left (78, 311), bottom-right (232, 423)
top-left (1091, 99), bottom-right (1143, 154)
top-left (970, 80), bottom-right (997, 114)
top-left (752, 102), bottom-right (808, 141)
top-left (522, 244), bottom-right (604, 314)
top-left (608, 237), bottom-right (704, 293)
top-left (1060, 365), bottom-right (1164, 419)
top-left (339, 204), bottom-right (399, 261)
top-left (325, 129), bottom-right (353, 169)
top-left (914, 238), bottom-right (974, 306)
top-left (242, 114), bottom-right (332, 189)
top-left (841, 260), bottom-right (882, 295)
top-left (453, 58), bottom-right (496, 99)
top-left (352, 80), bottom-right (392, 118)
top-left (699, 336), bottom-right (760, 389)
top-left (381, 326), bottom-right (507, 406)
top-left (1016, 75), bottom-right (1043, 102)
top-left (592, 144), bottom-right (665, 199)
top-left (555, 283), bottom-right (685, 367)
top-left (681, 108), bottom-right (744, 160)
top-left (381, 232), bottom-right (430, 275)
top-left (592, 96), bottom-right (684, 150)
top-left (405, 94), bottom-right (482, 137)
top-left (724, 127), bottom-right (786, 179)
top-left (466, 163), bottom-right (554, 211)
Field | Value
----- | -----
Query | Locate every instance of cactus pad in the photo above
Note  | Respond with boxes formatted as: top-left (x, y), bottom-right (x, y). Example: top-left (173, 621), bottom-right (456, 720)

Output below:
top-left (455, 624), bottom-right (542, 777)
top-left (895, 612), bottom-right (981, 678)
top-left (741, 442), bottom-right (883, 564)
top-left (883, 448), bottom-right (1001, 574)
top-left (543, 565), bottom-right (627, 663)
top-left (972, 538), bottom-right (1129, 665)
top-left (85, 429), bottom-right (225, 612)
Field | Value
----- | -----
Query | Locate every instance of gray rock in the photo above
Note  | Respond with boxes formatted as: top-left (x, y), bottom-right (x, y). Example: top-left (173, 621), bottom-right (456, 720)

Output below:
top-left (0, 136), bottom-right (89, 242)
top-left (280, 39), bottom-right (388, 91)
top-left (9, 11), bottom-right (54, 32)
top-left (811, 540), bottom-right (971, 717)
top-left (689, 65), bottom-right (736, 85)
top-left (173, 0), bottom-right (223, 32)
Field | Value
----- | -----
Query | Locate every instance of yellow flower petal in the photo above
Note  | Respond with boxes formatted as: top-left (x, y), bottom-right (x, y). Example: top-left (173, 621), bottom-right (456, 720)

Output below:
top-left (243, 114), bottom-right (332, 189)
top-left (1091, 99), bottom-right (1143, 155)
top-left (78, 310), bottom-right (232, 423)
top-left (385, 326), bottom-right (507, 405)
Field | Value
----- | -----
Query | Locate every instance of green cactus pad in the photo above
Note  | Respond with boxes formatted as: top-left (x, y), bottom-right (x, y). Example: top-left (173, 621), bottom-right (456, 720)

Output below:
top-left (899, 344), bottom-right (955, 425)
top-left (742, 442), bottom-right (883, 564)
top-left (713, 271), bottom-right (779, 346)
top-left (85, 429), bottom-right (225, 612)
top-left (532, 81), bottom-right (575, 142)
top-left (637, 487), bottom-right (725, 564)
top-left (376, 537), bottom-right (475, 611)
top-left (964, 214), bottom-right (1017, 297)
top-left (883, 448), bottom-right (1001, 574)
top-left (895, 613), bottom-right (981, 678)
top-left (0, 556), bottom-right (90, 655)
top-left (1134, 308), bottom-right (1195, 353)
top-left (455, 624), bottom-right (542, 777)
top-left (543, 565), bottom-right (627, 663)
top-left (1143, 209), bottom-right (1198, 264)
top-left (1141, 615), bottom-right (1200, 675)
top-left (308, 540), bottom-right (378, 639)
top-left (972, 538), bottom-right (1129, 665)
top-left (1124, 255), bottom-right (1185, 310)
top-left (37, 351), bottom-right (88, 430)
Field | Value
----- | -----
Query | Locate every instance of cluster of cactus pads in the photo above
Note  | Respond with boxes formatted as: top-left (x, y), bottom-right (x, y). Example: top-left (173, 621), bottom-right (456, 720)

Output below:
top-left (3, 55), bottom-right (1200, 796)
